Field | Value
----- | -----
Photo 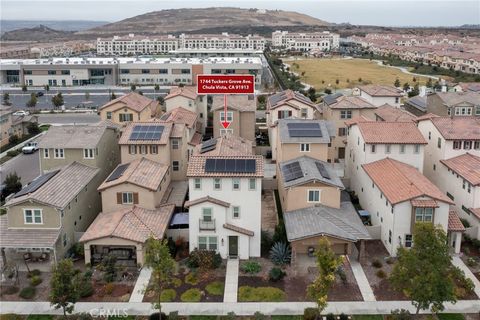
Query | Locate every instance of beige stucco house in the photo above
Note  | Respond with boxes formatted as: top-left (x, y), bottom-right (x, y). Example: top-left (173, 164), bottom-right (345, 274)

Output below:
top-left (0, 106), bottom-right (39, 147)
top-left (98, 92), bottom-right (160, 125)
top-left (211, 95), bottom-right (256, 142)
top-left (164, 86), bottom-right (208, 131)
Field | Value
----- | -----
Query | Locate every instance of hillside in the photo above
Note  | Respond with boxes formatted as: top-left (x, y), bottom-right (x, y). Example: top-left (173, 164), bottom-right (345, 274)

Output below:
top-left (0, 25), bottom-right (74, 41)
top-left (0, 20), bottom-right (109, 33)
top-left (76, 7), bottom-right (332, 37)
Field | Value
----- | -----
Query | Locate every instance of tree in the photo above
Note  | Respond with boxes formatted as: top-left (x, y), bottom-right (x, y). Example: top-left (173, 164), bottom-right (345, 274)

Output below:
top-left (408, 83), bottom-right (420, 98)
top-left (390, 223), bottom-right (457, 314)
top-left (144, 237), bottom-right (176, 317)
top-left (130, 84), bottom-right (136, 92)
top-left (44, 84), bottom-right (50, 92)
top-left (307, 87), bottom-right (317, 102)
top-left (22, 85), bottom-right (28, 93)
top-left (138, 91), bottom-right (143, 96)
top-left (307, 238), bottom-right (343, 315)
top-left (26, 93), bottom-right (37, 109)
top-left (157, 96), bottom-right (165, 105)
top-left (51, 93), bottom-right (64, 109)
top-left (110, 92), bottom-right (117, 100)
top-left (27, 122), bottom-right (41, 135)
top-left (324, 88), bottom-right (332, 95)
top-left (3, 93), bottom-right (11, 106)
top-left (426, 78), bottom-right (433, 88)
top-left (335, 79), bottom-right (339, 85)
top-left (2, 172), bottom-right (22, 201)
top-left (394, 78), bottom-right (401, 87)
top-left (403, 82), bottom-right (410, 92)
top-left (49, 259), bottom-right (79, 317)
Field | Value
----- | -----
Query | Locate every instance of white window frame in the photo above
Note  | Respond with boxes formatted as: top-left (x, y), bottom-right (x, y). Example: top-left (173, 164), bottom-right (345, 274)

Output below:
top-left (172, 161), bottom-right (179, 171)
top-left (415, 207), bottom-right (433, 222)
top-left (232, 178), bottom-right (240, 190)
top-left (129, 145), bottom-right (136, 154)
top-left (24, 209), bottom-right (43, 224)
top-left (340, 110), bottom-right (352, 119)
top-left (194, 178), bottom-right (201, 190)
top-left (220, 129), bottom-right (233, 136)
top-left (213, 178), bottom-right (221, 190)
top-left (300, 108), bottom-right (308, 118)
top-left (233, 206), bottom-right (240, 219)
top-left (54, 148), bottom-right (64, 159)
top-left (385, 144), bottom-right (391, 154)
top-left (122, 192), bottom-right (134, 204)
top-left (83, 148), bottom-right (95, 159)
top-left (370, 144), bottom-right (376, 153)
top-left (414, 144), bottom-right (420, 154)
top-left (300, 143), bottom-right (310, 152)
top-left (399, 145), bottom-right (406, 154)
top-left (106, 111), bottom-right (112, 120)
top-left (172, 139), bottom-right (180, 150)
top-left (220, 111), bottom-right (233, 122)
top-left (202, 208), bottom-right (212, 221)
top-left (198, 236), bottom-right (217, 251)
top-left (248, 178), bottom-right (256, 190)
top-left (307, 189), bottom-right (321, 203)
top-left (140, 145), bottom-right (147, 154)
top-left (43, 148), bottom-right (49, 159)
top-left (150, 145), bottom-right (158, 154)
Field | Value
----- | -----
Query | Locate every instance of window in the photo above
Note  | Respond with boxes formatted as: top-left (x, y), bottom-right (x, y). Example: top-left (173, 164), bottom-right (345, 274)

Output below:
top-left (119, 113), bottom-right (133, 122)
top-left (388, 230), bottom-right (392, 244)
top-left (338, 127), bottom-right (347, 136)
top-left (405, 234), bottom-right (413, 247)
top-left (233, 206), bottom-right (240, 218)
top-left (464, 141), bottom-right (472, 150)
top-left (399, 145), bottom-right (405, 154)
top-left (198, 236), bottom-right (217, 251)
top-left (300, 108), bottom-right (308, 118)
top-left (308, 190), bottom-right (320, 202)
top-left (415, 207), bottom-right (433, 222)
top-left (24, 209), bottom-right (42, 224)
top-left (54, 148), bottom-right (64, 159)
top-left (61, 70), bottom-right (70, 75)
top-left (370, 145), bottom-right (376, 153)
top-left (220, 129), bottom-right (233, 136)
top-left (220, 111), bottom-right (233, 122)
top-left (106, 112), bottom-right (112, 120)
top-left (172, 139), bottom-right (179, 150)
top-left (232, 178), bottom-right (240, 190)
top-left (140, 145), bottom-right (147, 154)
top-left (150, 145), bottom-right (158, 154)
top-left (83, 148), bottom-right (94, 159)
top-left (129, 145), bottom-right (137, 154)
top-left (214, 178), bottom-right (221, 190)
top-left (194, 178), bottom-right (201, 190)
top-left (48, 70), bottom-right (56, 75)
top-left (63, 233), bottom-right (67, 247)
top-left (428, 132), bottom-right (431, 140)
top-left (159, 69), bottom-right (168, 74)
top-left (277, 110), bottom-right (292, 119)
top-left (476, 106), bottom-right (480, 116)
top-left (141, 69), bottom-right (150, 74)
top-left (385, 144), bottom-right (391, 154)
top-left (474, 141), bottom-right (480, 150)
top-left (340, 110), bottom-right (352, 119)
top-left (202, 208), bottom-right (212, 221)
top-left (414, 144), bottom-right (420, 154)
top-left (249, 178), bottom-right (256, 190)
top-left (181, 69), bottom-right (190, 74)
top-left (300, 143), bottom-right (310, 152)
top-left (437, 137), bottom-right (441, 148)
top-left (122, 192), bottom-right (134, 204)
top-left (453, 140), bottom-right (462, 149)
top-left (43, 148), bottom-right (49, 158)
top-left (172, 161), bottom-right (179, 171)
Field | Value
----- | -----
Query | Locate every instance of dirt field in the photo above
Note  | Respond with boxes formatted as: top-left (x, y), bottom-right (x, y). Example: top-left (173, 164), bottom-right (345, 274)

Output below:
top-left (289, 58), bottom-right (430, 89)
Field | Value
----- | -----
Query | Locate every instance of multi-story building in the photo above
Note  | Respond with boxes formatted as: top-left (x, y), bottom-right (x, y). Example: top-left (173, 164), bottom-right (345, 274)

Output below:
top-left (164, 86), bottom-right (208, 131)
top-left (425, 92), bottom-right (480, 117)
top-left (179, 33), bottom-right (265, 52)
top-left (271, 30), bottom-right (340, 51)
top-left (357, 85), bottom-right (404, 108)
top-left (211, 95), bottom-right (256, 141)
top-left (99, 92), bottom-right (160, 125)
top-left (96, 34), bottom-right (178, 55)
top-left (186, 135), bottom-right (263, 259)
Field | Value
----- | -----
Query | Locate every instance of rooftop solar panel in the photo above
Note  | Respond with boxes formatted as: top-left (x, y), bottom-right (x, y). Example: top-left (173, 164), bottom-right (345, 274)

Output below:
top-left (282, 161), bottom-right (303, 182)
top-left (315, 162), bottom-right (331, 180)
top-left (14, 170), bottom-right (60, 198)
top-left (204, 158), bottom-right (257, 173)
top-left (289, 129), bottom-right (323, 137)
top-left (129, 125), bottom-right (164, 141)
top-left (106, 163), bottom-right (129, 182)
top-left (200, 138), bottom-right (218, 153)
top-left (287, 123), bottom-right (320, 129)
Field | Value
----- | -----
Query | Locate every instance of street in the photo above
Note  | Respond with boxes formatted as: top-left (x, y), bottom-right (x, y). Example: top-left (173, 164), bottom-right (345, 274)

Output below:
top-left (0, 152), bottom-right (40, 185)
top-left (38, 113), bottom-right (101, 124)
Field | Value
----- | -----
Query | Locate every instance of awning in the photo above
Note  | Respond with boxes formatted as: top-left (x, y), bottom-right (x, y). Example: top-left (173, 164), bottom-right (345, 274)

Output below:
top-left (169, 212), bottom-right (189, 227)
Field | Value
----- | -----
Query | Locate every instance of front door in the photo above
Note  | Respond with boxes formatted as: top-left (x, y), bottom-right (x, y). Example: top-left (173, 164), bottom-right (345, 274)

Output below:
top-left (228, 236), bottom-right (238, 257)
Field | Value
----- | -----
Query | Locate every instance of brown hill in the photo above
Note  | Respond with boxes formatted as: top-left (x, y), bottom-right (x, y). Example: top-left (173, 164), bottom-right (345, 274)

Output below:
top-left (1, 24), bottom-right (73, 41)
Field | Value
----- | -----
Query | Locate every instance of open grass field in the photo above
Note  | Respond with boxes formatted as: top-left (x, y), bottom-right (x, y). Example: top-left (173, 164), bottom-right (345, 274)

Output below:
top-left (289, 58), bottom-right (431, 90)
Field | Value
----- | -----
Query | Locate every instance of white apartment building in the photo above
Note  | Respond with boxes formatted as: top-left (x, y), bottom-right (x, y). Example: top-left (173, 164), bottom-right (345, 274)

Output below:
top-left (96, 34), bottom-right (178, 55)
top-left (186, 136), bottom-right (263, 259)
top-left (271, 30), bottom-right (340, 51)
top-left (357, 85), bottom-right (404, 108)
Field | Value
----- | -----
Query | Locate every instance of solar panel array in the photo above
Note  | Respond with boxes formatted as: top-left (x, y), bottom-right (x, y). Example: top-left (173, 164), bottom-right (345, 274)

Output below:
top-left (315, 162), bottom-right (331, 180)
top-left (106, 163), bottom-right (129, 182)
top-left (282, 161), bottom-right (303, 182)
top-left (287, 122), bottom-right (323, 137)
top-left (129, 125), bottom-right (164, 141)
top-left (204, 158), bottom-right (256, 173)
top-left (269, 92), bottom-right (287, 106)
top-left (200, 139), bottom-right (217, 154)
top-left (14, 170), bottom-right (60, 198)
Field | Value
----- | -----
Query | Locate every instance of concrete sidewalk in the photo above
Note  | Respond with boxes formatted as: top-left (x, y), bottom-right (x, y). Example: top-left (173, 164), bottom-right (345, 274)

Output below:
top-left (452, 255), bottom-right (480, 297)
top-left (129, 267), bottom-right (152, 303)
top-left (349, 259), bottom-right (376, 302)
top-left (224, 259), bottom-right (239, 302)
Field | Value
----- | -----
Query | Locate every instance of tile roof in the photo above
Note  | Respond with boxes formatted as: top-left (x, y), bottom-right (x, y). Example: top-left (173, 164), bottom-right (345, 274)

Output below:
top-left (184, 196), bottom-right (230, 208)
top-left (79, 204), bottom-right (174, 243)
top-left (359, 85), bottom-right (404, 97)
top-left (469, 208), bottom-right (480, 220)
top-left (223, 223), bottom-right (254, 236)
top-left (362, 158), bottom-right (453, 205)
top-left (164, 86), bottom-right (198, 100)
top-left (160, 107), bottom-right (198, 128)
top-left (99, 92), bottom-right (159, 114)
top-left (352, 121), bottom-right (427, 144)
top-left (278, 119), bottom-right (331, 144)
top-left (440, 153), bottom-right (480, 186)
top-left (344, 115), bottom-right (372, 127)
top-left (448, 208), bottom-right (466, 232)
top-left (187, 155), bottom-right (264, 178)
top-left (458, 82), bottom-right (480, 93)
top-left (5, 162), bottom-right (99, 209)
top-left (375, 104), bottom-right (417, 122)
top-left (325, 95), bottom-right (377, 109)
top-left (284, 197), bottom-right (371, 242)
top-left (267, 89), bottom-right (316, 111)
top-left (406, 96), bottom-right (427, 112)
top-left (429, 117), bottom-right (480, 140)
top-left (118, 121), bottom-right (172, 145)
top-left (414, 112), bottom-right (439, 122)
top-left (161, 180), bottom-right (188, 207)
top-left (38, 122), bottom-right (115, 149)
top-left (98, 158), bottom-right (169, 192)
top-left (169, 123), bottom-right (186, 138)
top-left (211, 95), bottom-right (256, 112)
top-left (188, 132), bottom-right (203, 146)
top-left (0, 215), bottom-right (60, 249)
top-left (434, 91), bottom-right (480, 106)
top-left (193, 135), bottom-right (253, 156)
top-left (410, 199), bottom-right (438, 207)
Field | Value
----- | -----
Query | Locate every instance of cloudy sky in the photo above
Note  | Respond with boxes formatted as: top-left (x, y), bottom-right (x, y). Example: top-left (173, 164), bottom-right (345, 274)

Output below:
top-left (1, 0), bottom-right (479, 27)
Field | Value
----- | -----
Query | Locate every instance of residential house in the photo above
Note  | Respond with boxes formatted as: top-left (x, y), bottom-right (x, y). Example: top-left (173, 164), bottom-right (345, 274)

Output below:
top-left (211, 95), bottom-right (256, 142)
top-left (38, 122), bottom-right (120, 179)
top-left (0, 106), bottom-right (39, 147)
top-left (404, 95), bottom-right (427, 116)
top-left (425, 92), bottom-right (480, 117)
top-left (164, 86), bottom-right (208, 131)
top-left (322, 94), bottom-right (377, 162)
top-left (453, 82), bottom-right (480, 93)
top-left (186, 135), bottom-right (263, 259)
top-left (266, 90), bottom-right (319, 160)
top-left (358, 85), bottom-right (404, 107)
top-left (374, 104), bottom-right (417, 122)
top-left (0, 162), bottom-right (101, 267)
top-left (360, 158), bottom-right (459, 256)
top-left (98, 92), bottom-right (160, 125)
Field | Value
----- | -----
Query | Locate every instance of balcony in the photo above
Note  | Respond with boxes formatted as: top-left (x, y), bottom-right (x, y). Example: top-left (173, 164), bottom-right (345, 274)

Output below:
top-left (199, 219), bottom-right (215, 231)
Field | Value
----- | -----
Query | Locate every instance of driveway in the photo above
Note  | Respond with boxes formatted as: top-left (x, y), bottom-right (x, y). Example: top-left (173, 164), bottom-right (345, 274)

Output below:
top-left (0, 152), bottom-right (41, 185)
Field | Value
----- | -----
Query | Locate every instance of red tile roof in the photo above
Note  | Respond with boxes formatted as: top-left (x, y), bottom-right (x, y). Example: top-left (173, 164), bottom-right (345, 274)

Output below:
top-left (430, 117), bottom-right (480, 140)
top-left (411, 199), bottom-right (438, 207)
top-left (362, 158), bottom-right (453, 205)
top-left (184, 196), bottom-right (230, 208)
top-left (99, 92), bottom-right (159, 114)
top-left (375, 104), bottom-right (417, 122)
top-left (223, 223), bottom-right (254, 236)
top-left (160, 107), bottom-right (198, 129)
top-left (165, 86), bottom-right (198, 100)
top-left (440, 153), bottom-right (480, 186)
top-left (327, 96), bottom-right (376, 109)
top-left (355, 121), bottom-right (427, 144)
top-left (469, 208), bottom-right (480, 220)
top-left (448, 208), bottom-right (466, 232)
top-left (188, 132), bottom-right (203, 146)
top-left (359, 85), bottom-right (404, 97)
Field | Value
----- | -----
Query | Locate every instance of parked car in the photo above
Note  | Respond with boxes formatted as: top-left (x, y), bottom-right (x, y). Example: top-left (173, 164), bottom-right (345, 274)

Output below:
top-left (22, 142), bottom-right (38, 154)
top-left (36, 92), bottom-right (44, 97)
top-left (13, 110), bottom-right (30, 116)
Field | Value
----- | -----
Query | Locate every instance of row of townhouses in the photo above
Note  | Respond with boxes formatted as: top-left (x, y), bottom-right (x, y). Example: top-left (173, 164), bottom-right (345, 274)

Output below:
top-left (271, 30), bottom-right (340, 52)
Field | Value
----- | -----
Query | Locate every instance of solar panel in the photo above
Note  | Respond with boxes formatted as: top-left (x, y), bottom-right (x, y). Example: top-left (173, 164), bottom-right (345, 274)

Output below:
top-left (315, 162), bottom-right (331, 180)
top-left (200, 138), bottom-right (218, 153)
top-left (106, 163), bottom-right (129, 182)
top-left (282, 161), bottom-right (303, 182)
top-left (287, 123), bottom-right (320, 129)
top-left (204, 159), bottom-right (257, 173)
top-left (287, 122), bottom-right (323, 138)
top-left (205, 159), bottom-right (215, 172)
top-left (129, 125), bottom-right (164, 141)
top-left (245, 159), bottom-right (256, 173)
top-left (14, 170), bottom-right (60, 198)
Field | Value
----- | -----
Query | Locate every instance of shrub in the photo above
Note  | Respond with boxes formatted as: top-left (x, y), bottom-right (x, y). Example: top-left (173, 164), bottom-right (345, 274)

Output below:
top-left (241, 261), bottom-right (262, 274)
top-left (186, 249), bottom-right (221, 269)
top-left (168, 311), bottom-right (179, 320)
top-left (463, 247), bottom-right (471, 255)
top-left (220, 312), bottom-right (236, 320)
top-left (386, 309), bottom-right (412, 320)
top-left (27, 269), bottom-right (40, 278)
top-left (149, 313), bottom-right (167, 320)
top-left (180, 288), bottom-right (202, 302)
top-left (326, 314), bottom-right (335, 320)
top-left (372, 259), bottom-right (383, 268)
top-left (261, 230), bottom-right (274, 256)
top-left (238, 286), bottom-right (286, 302)
top-left (437, 314), bottom-right (465, 320)
top-left (185, 272), bottom-right (199, 285)
top-left (30, 275), bottom-right (42, 286)
top-left (269, 267), bottom-right (286, 282)
top-left (460, 218), bottom-right (471, 228)
top-left (78, 279), bottom-right (94, 298)
top-left (336, 266), bottom-right (347, 284)
top-left (1, 286), bottom-right (19, 295)
top-left (270, 242), bottom-right (291, 265)
top-left (386, 257), bottom-right (395, 265)
top-left (19, 286), bottom-right (36, 299)
top-left (254, 311), bottom-right (266, 320)
top-left (272, 223), bottom-right (287, 243)
top-left (339, 314), bottom-right (348, 320)
top-left (172, 277), bottom-right (182, 288)
top-left (160, 288), bottom-right (176, 302)
top-left (376, 269), bottom-right (386, 278)
top-left (205, 281), bottom-right (224, 296)
top-left (101, 254), bottom-right (117, 282)
top-left (104, 282), bottom-right (115, 295)
top-left (466, 257), bottom-right (477, 267)
top-left (303, 308), bottom-right (319, 320)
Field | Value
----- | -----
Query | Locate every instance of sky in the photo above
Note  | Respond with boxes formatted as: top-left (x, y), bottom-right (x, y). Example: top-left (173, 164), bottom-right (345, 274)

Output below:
top-left (1, 0), bottom-right (479, 27)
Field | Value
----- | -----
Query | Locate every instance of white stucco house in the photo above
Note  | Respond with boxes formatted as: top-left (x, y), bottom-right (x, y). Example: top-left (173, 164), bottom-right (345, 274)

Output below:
top-left (357, 85), bottom-right (404, 108)
top-left (186, 135), bottom-right (263, 259)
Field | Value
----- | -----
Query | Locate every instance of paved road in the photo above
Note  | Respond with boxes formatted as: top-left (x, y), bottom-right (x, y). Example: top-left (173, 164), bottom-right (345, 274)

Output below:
top-left (38, 113), bottom-right (101, 124)
top-left (0, 152), bottom-right (40, 185)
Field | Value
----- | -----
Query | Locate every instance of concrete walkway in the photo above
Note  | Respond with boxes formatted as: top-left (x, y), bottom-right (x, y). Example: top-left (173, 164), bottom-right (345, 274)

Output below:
top-left (129, 267), bottom-right (152, 303)
top-left (349, 259), bottom-right (376, 302)
top-left (452, 255), bottom-right (480, 297)
top-left (224, 259), bottom-right (239, 302)
top-left (1, 300), bottom-right (479, 316)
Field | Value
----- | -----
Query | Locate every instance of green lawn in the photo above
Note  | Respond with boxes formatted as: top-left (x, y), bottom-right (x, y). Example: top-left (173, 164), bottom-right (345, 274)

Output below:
top-left (437, 314), bottom-right (465, 320)
top-left (353, 316), bottom-right (384, 320)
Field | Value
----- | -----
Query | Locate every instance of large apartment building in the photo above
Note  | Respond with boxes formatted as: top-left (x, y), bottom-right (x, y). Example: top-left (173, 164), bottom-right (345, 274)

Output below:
top-left (271, 30), bottom-right (340, 51)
